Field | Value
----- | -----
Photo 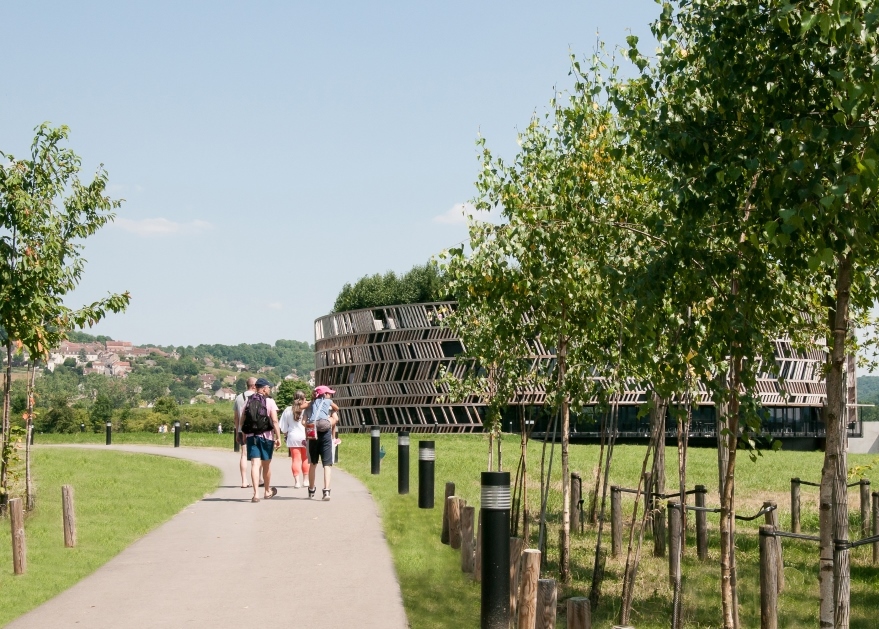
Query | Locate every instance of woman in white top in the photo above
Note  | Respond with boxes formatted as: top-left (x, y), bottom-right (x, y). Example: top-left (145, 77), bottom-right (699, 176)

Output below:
top-left (279, 391), bottom-right (309, 488)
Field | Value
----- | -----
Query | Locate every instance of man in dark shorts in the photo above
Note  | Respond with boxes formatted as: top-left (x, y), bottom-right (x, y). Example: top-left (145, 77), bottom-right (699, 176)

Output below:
top-left (305, 385), bottom-right (339, 500)
top-left (243, 378), bottom-right (281, 503)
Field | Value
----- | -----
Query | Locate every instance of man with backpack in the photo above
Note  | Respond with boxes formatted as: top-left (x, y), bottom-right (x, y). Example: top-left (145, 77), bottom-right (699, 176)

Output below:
top-left (233, 377), bottom-right (257, 488)
top-left (240, 378), bottom-right (281, 502)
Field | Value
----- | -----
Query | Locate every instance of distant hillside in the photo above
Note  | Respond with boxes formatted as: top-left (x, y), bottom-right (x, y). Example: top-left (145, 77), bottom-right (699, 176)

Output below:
top-left (858, 376), bottom-right (879, 421)
top-left (64, 332), bottom-right (314, 375)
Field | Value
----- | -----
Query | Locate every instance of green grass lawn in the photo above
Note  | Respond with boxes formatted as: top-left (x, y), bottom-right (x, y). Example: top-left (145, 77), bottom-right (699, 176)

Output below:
top-left (337, 433), bottom-right (879, 629)
top-left (0, 448), bottom-right (220, 625)
top-left (34, 430), bottom-right (235, 449)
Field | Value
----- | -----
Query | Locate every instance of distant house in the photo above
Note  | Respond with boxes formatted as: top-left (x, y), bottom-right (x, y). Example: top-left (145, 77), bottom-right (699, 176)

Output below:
top-left (112, 361), bottom-right (132, 377)
top-left (232, 362), bottom-right (247, 371)
top-left (214, 387), bottom-right (236, 401)
top-left (198, 374), bottom-right (216, 388)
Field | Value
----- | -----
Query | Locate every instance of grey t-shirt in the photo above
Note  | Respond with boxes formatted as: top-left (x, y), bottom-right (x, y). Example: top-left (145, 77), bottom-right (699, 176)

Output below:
top-left (233, 390), bottom-right (254, 431)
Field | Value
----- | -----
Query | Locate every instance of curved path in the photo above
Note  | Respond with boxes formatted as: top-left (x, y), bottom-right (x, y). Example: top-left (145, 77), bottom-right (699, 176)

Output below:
top-left (8, 445), bottom-right (408, 629)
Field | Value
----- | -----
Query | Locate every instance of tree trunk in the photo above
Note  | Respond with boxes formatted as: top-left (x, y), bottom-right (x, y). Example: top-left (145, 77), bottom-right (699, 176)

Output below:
top-left (25, 362), bottom-right (36, 511)
top-left (1, 340), bottom-right (13, 515)
top-left (520, 405), bottom-right (529, 545)
top-left (719, 355), bottom-right (741, 629)
top-left (558, 333), bottom-right (571, 583)
top-left (589, 409), bottom-right (607, 524)
top-left (715, 373), bottom-right (730, 499)
top-left (819, 255), bottom-right (852, 629)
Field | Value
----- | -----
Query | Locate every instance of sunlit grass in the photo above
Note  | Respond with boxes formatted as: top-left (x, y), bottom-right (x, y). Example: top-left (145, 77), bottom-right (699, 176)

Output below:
top-left (0, 449), bottom-right (220, 625)
top-left (338, 433), bottom-right (878, 628)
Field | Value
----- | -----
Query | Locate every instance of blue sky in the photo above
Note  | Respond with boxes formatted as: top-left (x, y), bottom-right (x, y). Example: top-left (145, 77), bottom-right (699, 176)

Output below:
top-left (1, 1), bottom-right (660, 347)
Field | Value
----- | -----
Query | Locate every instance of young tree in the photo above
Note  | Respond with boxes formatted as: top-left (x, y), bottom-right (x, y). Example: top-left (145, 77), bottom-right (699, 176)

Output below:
top-left (0, 124), bottom-right (130, 509)
top-left (627, 2), bottom-right (879, 626)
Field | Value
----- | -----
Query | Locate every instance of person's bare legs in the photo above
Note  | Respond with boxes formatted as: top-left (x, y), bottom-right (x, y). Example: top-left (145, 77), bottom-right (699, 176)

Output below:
top-left (323, 465), bottom-right (332, 490)
top-left (262, 460), bottom-right (273, 497)
top-left (250, 458), bottom-right (262, 501)
top-left (239, 445), bottom-right (249, 487)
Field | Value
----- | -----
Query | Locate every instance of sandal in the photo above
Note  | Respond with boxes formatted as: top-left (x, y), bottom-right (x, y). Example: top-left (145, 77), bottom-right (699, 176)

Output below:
top-left (251, 497), bottom-right (259, 503)
top-left (265, 487), bottom-right (278, 499)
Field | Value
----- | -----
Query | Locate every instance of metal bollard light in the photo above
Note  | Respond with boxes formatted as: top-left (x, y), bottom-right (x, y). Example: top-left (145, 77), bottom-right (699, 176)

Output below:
top-left (418, 441), bottom-right (435, 508)
top-left (185, 422), bottom-right (190, 432)
top-left (105, 421), bottom-right (112, 445)
top-left (80, 423), bottom-right (85, 433)
top-left (174, 421), bottom-right (181, 448)
top-left (371, 426), bottom-right (381, 475)
top-left (480, 471), bottom-right (511, 629)
top-left (398, 431), bottom-right (410, 494)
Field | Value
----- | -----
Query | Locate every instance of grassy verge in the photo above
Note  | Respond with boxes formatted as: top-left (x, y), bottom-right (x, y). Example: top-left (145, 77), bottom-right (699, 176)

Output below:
top-left (338, 433), bottom-right (879, 628)
top-left (34, 431), bottom-right (235, 449)
top-left (0, 448), bottom-right (220, 625)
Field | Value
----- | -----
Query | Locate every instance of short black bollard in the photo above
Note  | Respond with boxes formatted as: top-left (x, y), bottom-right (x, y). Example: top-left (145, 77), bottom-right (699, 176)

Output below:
top-left (418, 440), bottom-right (435, 508)
top-left (185, 422), bottom-right (190, 432)
top-left (174, 421), bottom-right (180, 448)
top-left (80, 423), bottom-right (85, 433)
top-left (480, 471), bottom-right (510, 629)
top-left (398, 430), bottom-right (410, 494)
top-left (371, 426), bottom-right (381, 475)
top-left (105, 421), bottom-right (112, 445)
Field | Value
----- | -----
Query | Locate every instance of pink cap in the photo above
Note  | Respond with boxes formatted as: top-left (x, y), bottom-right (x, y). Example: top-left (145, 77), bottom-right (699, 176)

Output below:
top-left (313, 385), bottom-right (336, 396)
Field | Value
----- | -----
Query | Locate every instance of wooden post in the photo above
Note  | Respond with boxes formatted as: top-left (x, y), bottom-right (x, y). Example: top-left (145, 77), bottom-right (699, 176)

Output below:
top-left (475, 509), bottom-right (483, 582)
top-left (695, 484), bottom-right (708, 561)
top-left (570, 473), bottom-right (582, 536)
top-left (588, 549), bottom-right (606, 611)
top-left (461, 505), bottom-right (475, 574)
top-left (62, 484), bottom-right (77, 548)
top-left (448, 496), bottom-right (462, 550)
top-left (790, 477), bottom-right (801, 534)
top-left (441, 482), bottom-right (455, 544)
top-left (518, 549), bottom-right (541, 629)
top-left (759, 525), bottom-right (779, 629)
top-left (668, 501), bottom-right (681, 588)
top-left (652, 476), bottom-right (666, 557)
top-left (510, 537), bottom-right (524, 622)
top-left (10, 497), bottom-right (26, 575)
top-left (536, 578), bottom-right (557, 629)
top-left (859, 479), bottom-right (871, 538)
top-left (610, 485), bottom-right (622, 558)
top-left (762, 501), bottom-right (784, 593)
top-left (872, 491), bottom-right (878, 566)
top-left (566, 597), bottom-right (591, 629)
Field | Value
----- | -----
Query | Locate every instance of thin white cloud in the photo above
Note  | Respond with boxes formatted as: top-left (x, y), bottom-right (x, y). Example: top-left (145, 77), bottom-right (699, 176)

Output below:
top-left (113, 218), bottom-right (213, 237)
top-left (433, 202), bottom-right (484, 225)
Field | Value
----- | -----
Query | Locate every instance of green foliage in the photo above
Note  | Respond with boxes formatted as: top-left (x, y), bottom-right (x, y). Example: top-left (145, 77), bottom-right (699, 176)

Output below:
top-left (333, 262), bottom-right (451, 312)
top-left (88, 393), bottom-right (113, 432)
top-left (153, 396), bottom-right (179, 417)
top-left (275, 378), bottom-right (311, 409)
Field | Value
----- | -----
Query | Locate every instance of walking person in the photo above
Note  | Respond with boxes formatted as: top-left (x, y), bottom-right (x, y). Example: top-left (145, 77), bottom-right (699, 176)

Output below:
top-left (241, 378), bottom-right (281, 502)
top-left (279, 390), bottom-right (309, 488)
top-left (304, 385), bottom-right (339, 500)
top-left (233, 377), bottom-right (257, 488)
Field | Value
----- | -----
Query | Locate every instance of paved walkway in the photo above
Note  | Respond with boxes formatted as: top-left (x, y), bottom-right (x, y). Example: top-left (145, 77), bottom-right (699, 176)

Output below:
top-left (9, 445), bottom-right (408, 629)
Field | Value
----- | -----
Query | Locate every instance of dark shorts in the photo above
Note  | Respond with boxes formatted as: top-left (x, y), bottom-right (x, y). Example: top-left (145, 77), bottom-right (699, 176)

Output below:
top-left (308, 431), bottom-right (334, 466)
top-left (246, 436), bottom-right (274, 461)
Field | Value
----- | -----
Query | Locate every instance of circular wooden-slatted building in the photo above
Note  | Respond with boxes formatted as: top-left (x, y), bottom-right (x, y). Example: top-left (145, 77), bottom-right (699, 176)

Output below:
top-left (314, 302), bottom-right (856, 445)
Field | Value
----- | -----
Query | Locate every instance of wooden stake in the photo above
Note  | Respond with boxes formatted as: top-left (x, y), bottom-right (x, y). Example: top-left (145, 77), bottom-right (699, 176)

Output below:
top-left (441, 482), bottom-right (455, 544)
top-left (536, 578), bottom-right (556, 629)
top-left (695, 484), bottom-right (708, 561)
top-left (610, 485), bottom-right (622, 558)
top-left (872, 491), bottom-right (878, 566)
top-left (448, 496), bottom-right (462, 549)
top-left (566, 597), bottom-right (591, 629)
top-left (510, 537), bottom-right (524, 623)
top-left (668, 501), bottom-right (681, 588)
top-left (759, 525), bottom-right (778, 629)
top-left (570, 473), bottom-right (582, 536)
top-left (62, 484), bottom-right (77, 548)
top-left (10, 497), bottom-right (26, 575)
top-left (518, 549), bottom-right (541, 629)
top-left (860, 479), bottom-right (871, 539)
top-left (762, 501), bottom-right (784, 593)
top-left (461, 505), bottom-right (475, 574)
top-left (790, 477), bottom-right (801, 534)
